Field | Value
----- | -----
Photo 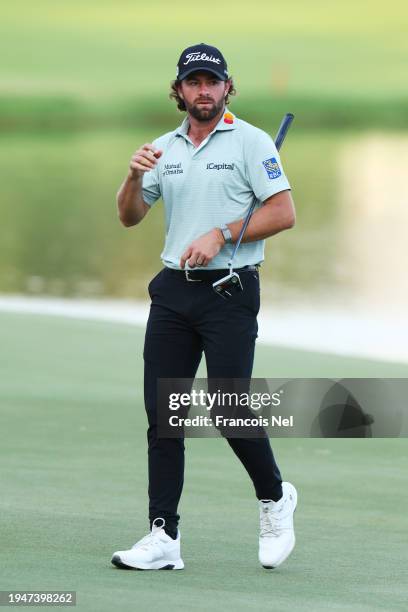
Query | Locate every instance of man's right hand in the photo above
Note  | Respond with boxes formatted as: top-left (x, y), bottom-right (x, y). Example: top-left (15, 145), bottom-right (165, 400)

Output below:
top-left (129, 143), bottom-right (163, 180)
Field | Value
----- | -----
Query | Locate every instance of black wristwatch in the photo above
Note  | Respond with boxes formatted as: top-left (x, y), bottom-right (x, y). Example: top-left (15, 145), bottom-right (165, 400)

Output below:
top-left (220, 225), bottom-right (233, 244)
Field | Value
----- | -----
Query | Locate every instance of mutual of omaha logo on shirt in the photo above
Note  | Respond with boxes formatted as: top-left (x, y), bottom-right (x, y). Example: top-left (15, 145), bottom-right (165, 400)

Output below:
top-left (262, 157), bottom-right (282, 180)
top-left (163, 162), bottom-right (183, 176)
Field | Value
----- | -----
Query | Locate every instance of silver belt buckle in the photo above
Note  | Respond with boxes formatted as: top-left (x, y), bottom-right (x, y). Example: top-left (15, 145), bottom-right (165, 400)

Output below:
top-left (185, 270), bottom-right (202, 282)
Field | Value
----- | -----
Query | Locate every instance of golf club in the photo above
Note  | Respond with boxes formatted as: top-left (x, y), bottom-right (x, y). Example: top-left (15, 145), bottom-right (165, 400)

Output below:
top-left (212, 112), bottom-right (295, 298)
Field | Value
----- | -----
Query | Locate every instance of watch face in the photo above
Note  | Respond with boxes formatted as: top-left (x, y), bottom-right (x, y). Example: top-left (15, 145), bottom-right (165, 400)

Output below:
top-left (222, 227), bottom-right (232, 243)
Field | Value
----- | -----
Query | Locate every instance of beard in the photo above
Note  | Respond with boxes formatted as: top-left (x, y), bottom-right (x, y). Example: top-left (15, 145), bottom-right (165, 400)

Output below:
top-left (185, 97), bottom-right (225, 122)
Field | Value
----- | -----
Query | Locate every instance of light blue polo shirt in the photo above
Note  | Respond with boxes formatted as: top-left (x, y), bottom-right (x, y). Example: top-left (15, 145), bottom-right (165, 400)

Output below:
top-left (142, 109), bottom-right (291, 270)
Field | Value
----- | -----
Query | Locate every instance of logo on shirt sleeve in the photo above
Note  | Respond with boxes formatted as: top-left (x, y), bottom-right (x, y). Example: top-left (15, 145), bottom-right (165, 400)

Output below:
top-left (262, 157), bottom-right (282, 180)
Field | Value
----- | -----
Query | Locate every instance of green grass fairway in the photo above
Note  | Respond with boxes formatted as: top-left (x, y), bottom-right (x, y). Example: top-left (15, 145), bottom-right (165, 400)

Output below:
top-left (1, 312), bottom-right (408, 611)
top-left (2, 2), bottom-right (407, 130)
top-left (1, 0), bottom-right (407, 99)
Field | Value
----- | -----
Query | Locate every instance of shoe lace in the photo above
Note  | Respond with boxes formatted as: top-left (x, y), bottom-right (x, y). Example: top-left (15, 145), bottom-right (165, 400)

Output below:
top-left (132, 518), bottom-right (166, 551)
top-left (260, 500), bottom-right (289, 537)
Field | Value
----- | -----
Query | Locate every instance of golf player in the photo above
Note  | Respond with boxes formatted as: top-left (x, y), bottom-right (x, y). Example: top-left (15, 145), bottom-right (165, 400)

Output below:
top-left (112, 44), bottom-right (297, 571)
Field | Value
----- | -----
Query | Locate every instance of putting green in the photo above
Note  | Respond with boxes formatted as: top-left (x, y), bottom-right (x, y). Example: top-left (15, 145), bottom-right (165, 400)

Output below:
top-left (1, 312), bottom-right (407, 611)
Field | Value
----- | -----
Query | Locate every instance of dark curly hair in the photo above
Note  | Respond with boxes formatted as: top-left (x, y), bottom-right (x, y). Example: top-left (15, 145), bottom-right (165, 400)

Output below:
top-left (169, 77), bottom-right (237, 111)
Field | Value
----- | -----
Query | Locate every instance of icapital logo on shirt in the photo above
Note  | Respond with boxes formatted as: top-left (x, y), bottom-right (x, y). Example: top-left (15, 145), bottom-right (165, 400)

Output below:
top-left (183, 52), bottom-right (221, 65)
top-left (262, 157), bottom-right (282, 180)
top-left (163, 162), bottom-right (183, 176)
top-left (206, 163), bottom-right (235, 171)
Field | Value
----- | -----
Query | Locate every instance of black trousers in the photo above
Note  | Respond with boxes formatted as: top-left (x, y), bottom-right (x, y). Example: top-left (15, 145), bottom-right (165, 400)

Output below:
top-left (143, 266), bottom-right (282, 534)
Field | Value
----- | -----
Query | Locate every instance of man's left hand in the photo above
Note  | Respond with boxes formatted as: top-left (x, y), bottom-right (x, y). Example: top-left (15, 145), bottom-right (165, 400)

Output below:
top-left (180, 228), bottom-right (225, 269)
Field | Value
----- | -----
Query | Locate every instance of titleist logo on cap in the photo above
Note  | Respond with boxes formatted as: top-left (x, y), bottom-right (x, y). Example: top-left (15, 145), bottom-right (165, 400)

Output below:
top-left (177, 44), bottom-right (228, 80)
top-left (183, 52), bottom-right (221, 66)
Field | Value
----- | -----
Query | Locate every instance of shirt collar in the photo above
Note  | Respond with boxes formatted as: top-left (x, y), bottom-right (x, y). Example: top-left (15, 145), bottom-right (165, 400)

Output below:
top-left (216, 109), bottom-right (237, 131)
top-left (175, 108), bottom-right (237, 137)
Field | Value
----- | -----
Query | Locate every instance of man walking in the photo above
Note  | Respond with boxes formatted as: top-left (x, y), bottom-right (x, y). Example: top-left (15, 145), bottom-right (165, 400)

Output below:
top-left (112, 44), bottom-right (297, 571)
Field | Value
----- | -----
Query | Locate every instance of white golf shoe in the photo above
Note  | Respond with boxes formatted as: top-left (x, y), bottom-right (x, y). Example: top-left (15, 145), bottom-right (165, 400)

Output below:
top-left (111, 518), bottom-right (184, 570)
top-left (258, 481), bottom-right (297, 569)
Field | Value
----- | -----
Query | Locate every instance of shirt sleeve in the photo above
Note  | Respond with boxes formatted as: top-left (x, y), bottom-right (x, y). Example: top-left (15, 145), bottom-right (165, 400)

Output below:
top-left (141, 150), bottom-right (161, 207)
top-left (245, 129), bottom-right (291, 203)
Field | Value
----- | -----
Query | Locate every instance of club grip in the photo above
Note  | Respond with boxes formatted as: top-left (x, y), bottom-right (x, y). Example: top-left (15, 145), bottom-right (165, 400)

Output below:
top-left (274, 113), bottom-right (295, 151)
